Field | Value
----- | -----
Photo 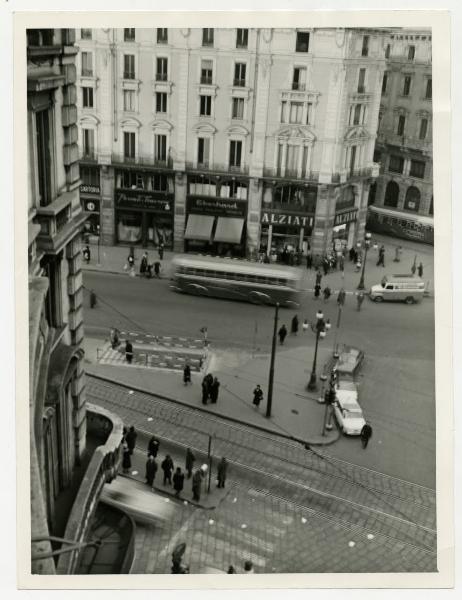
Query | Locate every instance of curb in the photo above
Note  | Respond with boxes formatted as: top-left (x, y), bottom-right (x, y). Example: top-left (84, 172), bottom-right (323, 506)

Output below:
top-left (88, 371), bottom-right (340, 447)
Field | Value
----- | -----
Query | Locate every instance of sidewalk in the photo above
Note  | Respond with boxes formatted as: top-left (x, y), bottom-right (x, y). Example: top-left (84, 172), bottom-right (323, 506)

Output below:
top-left (84, 336), bottom-right (340, 446)
top-left (83, 233), bottom-right (434, 297)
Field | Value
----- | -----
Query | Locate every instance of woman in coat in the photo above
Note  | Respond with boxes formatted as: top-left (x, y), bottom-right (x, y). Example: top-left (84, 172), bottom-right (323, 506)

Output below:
top-left (173, 467), bottom-right (185, 497)
top-left (145, 455), bottom-right (158, 488)
top-left (252, 385), bottom-right (263, 409)
top-left (161, 454), bottom-right (174, 485)
top-left (122, 444), bottom-right (131, 474)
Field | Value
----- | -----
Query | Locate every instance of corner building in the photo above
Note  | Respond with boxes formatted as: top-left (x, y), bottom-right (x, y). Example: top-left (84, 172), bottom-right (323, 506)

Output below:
top-left (76, 28), bottom-right (385, 257)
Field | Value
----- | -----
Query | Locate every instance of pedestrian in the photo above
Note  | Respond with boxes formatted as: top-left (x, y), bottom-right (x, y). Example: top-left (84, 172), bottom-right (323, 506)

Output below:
top-left (278, 324), bottom-right (287, 345)
top-left (90, 289), bottom-right (97, 309)
top-left (355, 259), bottom-right (362, 272)
top-left (306, 253), bottom-right (312, 270)
top-left (201, 376), bottom-right (209, 405)
top-left (125, 340), bottom-right (134, 364)
top-left (339, 254), bottom-right (344, 271)
top-left (185, 447), bottom-right (195, 479)
top-left (192, 468), bottom-right (203, 501)
top-left (356, 291), bottom-right (365, 311)
top-left (302, 318), bottom-right (309, 332)
top-left (349, 246), bottom-right (355, 262)
top-left (314, 283), bottom-right (321, 299)
top-left (360, 422), bottom-right (373, 448)
top-left (183, 363), bottom-right (191, 385)
top-left (376, 245), bottom-right (385, 267)
top-left (145, 455), bottom-right (158, 488)
top-left (83, 245), bottom-right (91, 264)
top-left (227, 566), bottom-right (237, 574)
top-left (125, 425), bottom-right (137, 455)
top-left (337, 288), bottom-right (346, 307)
top-left (154, 261), bottom-right (161, 278)
top-left (140, 252), bottom-right (148, 277)
top-left (418, 262), bottom-right (424, 278)
top-left (216, 457), bottom-right (228, 489)
top-left (122, 443), bottom-right (131, 474)
top-left (161, 454), bottom-right (174, 485)
top-left (315, 270), bottom-right (322, 286)
top-left (158, 242), bottom-right (164, 260)
top-left (353, 249), bottom-right (358, 264)
top-left (290, 315), bottom-right (299, 335)
top-left (110, 327), bottom-right (120, 349)
top-left (243, 560), bottom-right (254, 574)
top-left (147, 435), bottom-right (160, 458)
top-left (122, 426), bottom-right (128, 444)
top-left (173, 467), bottom-right (185, 497)
top-left (323, 285), bottom-right (331, 302)
top-left (322, 257), bottom-right (329, 276)
top-left (252, 384), bottom-right (263, 409)
top-left (394, 246), bottom-right (402, 263)
top-left (210, 377), bottom-right (220, 404)
top-left (127, 253), bottom-right (135, 276)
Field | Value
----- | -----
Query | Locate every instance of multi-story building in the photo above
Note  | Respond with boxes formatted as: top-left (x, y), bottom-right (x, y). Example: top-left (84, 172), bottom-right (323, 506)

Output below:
top-left (368, 29), bottom-right (433, 243)
top-left (27, 28), bottom-right (123, 575)
top-left (76, 27), bottom-right (385, 258)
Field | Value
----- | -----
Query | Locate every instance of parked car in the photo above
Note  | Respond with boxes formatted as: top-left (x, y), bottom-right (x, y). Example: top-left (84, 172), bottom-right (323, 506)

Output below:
top-left (336, 345), bottom-right (364, 380)
top-left (333, 380), bottom-right (366, 436)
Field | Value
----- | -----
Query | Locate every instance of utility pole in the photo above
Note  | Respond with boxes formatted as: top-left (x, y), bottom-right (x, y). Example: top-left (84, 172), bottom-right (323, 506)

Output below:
top-left (266, 302), bottom-right (279, 418)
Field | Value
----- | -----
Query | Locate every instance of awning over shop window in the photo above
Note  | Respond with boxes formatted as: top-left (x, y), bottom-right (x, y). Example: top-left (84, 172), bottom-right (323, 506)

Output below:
top-left (184, 214), bottom-right (215, 241)
top-left (213, 218), bottom-right (244, 244)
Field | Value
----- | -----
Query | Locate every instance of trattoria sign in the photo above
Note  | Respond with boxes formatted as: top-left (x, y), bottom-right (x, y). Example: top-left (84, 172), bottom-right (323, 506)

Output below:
top-left (261, 212), bottom-right (314, 227)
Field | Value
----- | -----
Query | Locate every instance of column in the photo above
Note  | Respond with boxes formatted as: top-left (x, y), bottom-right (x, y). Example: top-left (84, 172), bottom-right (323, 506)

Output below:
top-left (173, 172), bottom-right (187, 252)
top-left (311, 185), bottom-right (336, 256)
top-left (297, 143), bottom-right (304, 178)
top-left (267, 224), bottom-right (273, 257)
top-left (280, 142), bottom-right (288, 177)
top-left (299, 226), bottom-right (304, 251)
top-left (100, 165), bottom-right (115, 245)
top-left (247, 178), bottom-right (262, 257)
top-left (305, 144), bottom-right (313, 178)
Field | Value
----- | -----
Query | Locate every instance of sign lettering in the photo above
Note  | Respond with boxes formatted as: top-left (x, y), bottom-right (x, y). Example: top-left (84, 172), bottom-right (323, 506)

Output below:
top-left (261, 211), bottom-right (313, 228)
top-left (80, 184), bottom-right (101, 195)
top-left (188, 197), bottom-right (247, 217)
top-left (334, 209), bottom-right (358, 226)
top-left (116, 192), bottom-right (172, 212)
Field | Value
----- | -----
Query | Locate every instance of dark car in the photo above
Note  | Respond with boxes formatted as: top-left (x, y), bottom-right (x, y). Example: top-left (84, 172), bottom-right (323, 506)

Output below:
top-left (336, 345), bottom-right (364, 379)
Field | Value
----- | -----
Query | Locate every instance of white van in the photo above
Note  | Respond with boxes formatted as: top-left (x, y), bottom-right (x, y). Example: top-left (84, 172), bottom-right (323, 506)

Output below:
top-left (369, 274), bottom-right (425, 304)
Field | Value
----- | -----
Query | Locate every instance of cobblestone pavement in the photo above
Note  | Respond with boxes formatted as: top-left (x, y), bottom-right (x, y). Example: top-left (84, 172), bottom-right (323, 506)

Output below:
top-left (87, 375), bottom-right (436, 571)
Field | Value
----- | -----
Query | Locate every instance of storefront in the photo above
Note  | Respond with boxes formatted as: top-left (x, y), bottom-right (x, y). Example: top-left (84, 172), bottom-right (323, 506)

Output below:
top-left (260, 210), bottom-right (314, 261)
top-left (115, 190), bottom-right (174, 248)
top-left (332, 208), bottom-right (358, 251)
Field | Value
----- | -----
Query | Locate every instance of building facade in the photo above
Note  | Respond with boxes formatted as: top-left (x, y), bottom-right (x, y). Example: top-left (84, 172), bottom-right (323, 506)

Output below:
top-left (76, 27), bottom-right (385, 258)
top-left (27, 28), bottom-right (122, 574)
top-left (368, 29), bottom-right (433, 243)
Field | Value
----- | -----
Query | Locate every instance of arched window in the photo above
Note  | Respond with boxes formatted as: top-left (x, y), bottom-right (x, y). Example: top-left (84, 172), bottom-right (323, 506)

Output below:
top-left (384, 181), bottom-right (399, 208)
top-left (404, 186), bottom-right (421, 212)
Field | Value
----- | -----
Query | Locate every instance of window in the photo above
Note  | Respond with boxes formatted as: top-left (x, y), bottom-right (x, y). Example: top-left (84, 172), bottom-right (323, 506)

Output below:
top-left (362, 35), bottom-right (369, 57)
top-left (389, 154), bottom-right (404, 174)
top-left (236, 28), bottom-right (248, 49)
top-left (124, 28), bottom-right (135, 42)
top-left (382, 73), bottom-right (388, 94)
top-left (123, 131), bottom-right (135, 160)
top-left (402, 76), bottom-right (411, 96)
top-left (156, 57), bottom-right (168, 81)
top-left (197, 137), bottom-right (210, 167)
top-left (200, 60), bottom-right (213, 85)
top-left (82, 128), bottom-right (95, 158)
top-left (82, 86), bottom-right (94, 108)
top-left (357, 68), bottom-right (366, 93)
top-left (385, 43), bottom-right (391, 58)
top-left (35, 108), bottom-right (53, 206)
top-left (408, 45), bottom-right (415, 60)
top-left (292, 67), bottom-right (306, 91)
top-left (349, 146), bottom-right (357, 174)
top-left (404, 186), bottom-right (421, 212)
top-left (232, 97), bottom-right (244, 119)
top-left (384, 181), bottom-right (400, 207)
top-left (154, 134), bottom-right (167, 162)
top-left (229, 140), bottom-right (242, 168)
top-left (81, 166), bottom-right (100, 186)
top-left (296, 31), bottom-right (310, 52)
top-left (289, 102), bottom-right (303, 124)
top-left (353, 104), bottom-right (361, 125)
top-left (156, 92), bottom-right (167, 113)
top-left (234, 63), bottom-right (246, 87)
top-left (123, 54), bottom-right (135, 79)
top-left (202, 28), bottom-right (214, 47)
top-left (409, 160), bottom-right (425, 179)
top-left (419, 118), bottom-right (428, 140)
top-left (157, 28), bottom-right (168, 44)
top-left (397, 115), bottom-right (406, 136)
top-left (81, 51), bottom-right (93, 76)
top-left (81, 29), bottom-right (92, 40)
top-left (373, 149), bottom-right (381, 163)
top-left (199, 95), bottom-right (212, 116)
top-left (425, 78), bottom-right (432, 99)
top-left (123, 89), bottom-right (135, 112)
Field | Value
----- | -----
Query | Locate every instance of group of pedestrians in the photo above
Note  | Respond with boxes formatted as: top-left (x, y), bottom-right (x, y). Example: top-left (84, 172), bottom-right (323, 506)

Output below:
top-left (139, 247), bottom-right (163, 279)
top-left (201, 373), bottom-right (220, 405)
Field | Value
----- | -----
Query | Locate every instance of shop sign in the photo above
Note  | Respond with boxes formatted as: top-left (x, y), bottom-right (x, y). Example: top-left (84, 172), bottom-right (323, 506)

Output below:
top-left (188, 197), bottom-right (247, 217)
top-left (84, 198), bottom-right (100, 213)
top-left (261, 212), bottom-right (314, 227)
top-left (334, 209), bottom-right (358, 226)
top-left (116, 192), bottom-right (172, 212)
top-left (80, 183), bottom-right (101, 195)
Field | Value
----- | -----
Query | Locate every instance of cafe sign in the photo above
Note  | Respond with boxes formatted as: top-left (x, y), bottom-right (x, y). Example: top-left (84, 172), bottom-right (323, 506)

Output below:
top-left (116, 192), bottom-right (172, 212)
top-left (188, 197), bottom-right (247, 217)
top-left (334, 209), bottom-right (358, 226)
top-left (261, 212), bottom-right (314, 227)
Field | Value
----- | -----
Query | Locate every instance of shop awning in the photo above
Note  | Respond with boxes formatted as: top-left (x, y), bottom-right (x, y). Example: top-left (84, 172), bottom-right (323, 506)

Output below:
top-left (213, 217), bottom-right (244, 244)
top-left (184, 214), bottom-right (215, 241)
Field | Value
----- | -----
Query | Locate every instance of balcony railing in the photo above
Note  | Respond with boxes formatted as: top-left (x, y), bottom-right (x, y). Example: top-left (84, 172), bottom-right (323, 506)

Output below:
top-left (111, 153), bottom-right (173, 169)
top-left (233, 78), bottom-right (246, 87)
top-left (185, 161), bottom-right (249, 176)
top-left (156, 73), bottom-right (168, 82)
top-left (123, 72), bottom-right (135, 80)
top-left (200, 76), bottom-right (213, 85)
top-left (357, 85), bottom-right (366, 94)
top-left (81, 69), bottom-right (93, 77)
top-left (292, 82), bottom-right (306, 91)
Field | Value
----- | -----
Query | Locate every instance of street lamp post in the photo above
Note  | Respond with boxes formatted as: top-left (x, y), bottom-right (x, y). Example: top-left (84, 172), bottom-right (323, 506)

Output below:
top-left (307, 310), bottom-right (331, 392)
top-left (266, 302), bottom-right (280, 418)
top-left (357, 232), bottom-right (372, 290)
top-left (96, 224), bottom-right (101, 266)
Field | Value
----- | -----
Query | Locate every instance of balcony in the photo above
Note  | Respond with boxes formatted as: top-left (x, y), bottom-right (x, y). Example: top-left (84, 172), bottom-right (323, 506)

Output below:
top-left (292, 82), bottom-right (306, 91)
top-left (233, 78), bottom-right (246, 87)
top-left (156, 73), bottom-right (168, 82)
top-left (111, 153), bottom-right (173, 169)
top-left (262, 166), bottom-right (318, 183)
top-left (81, 69), bottom-right (93, 77)
top-left (123, 72), bottom-right (136, 80)
top-left (200, 76), bottom-right (213, 85)
top-left (185, 161), bottom-right (249, 176)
